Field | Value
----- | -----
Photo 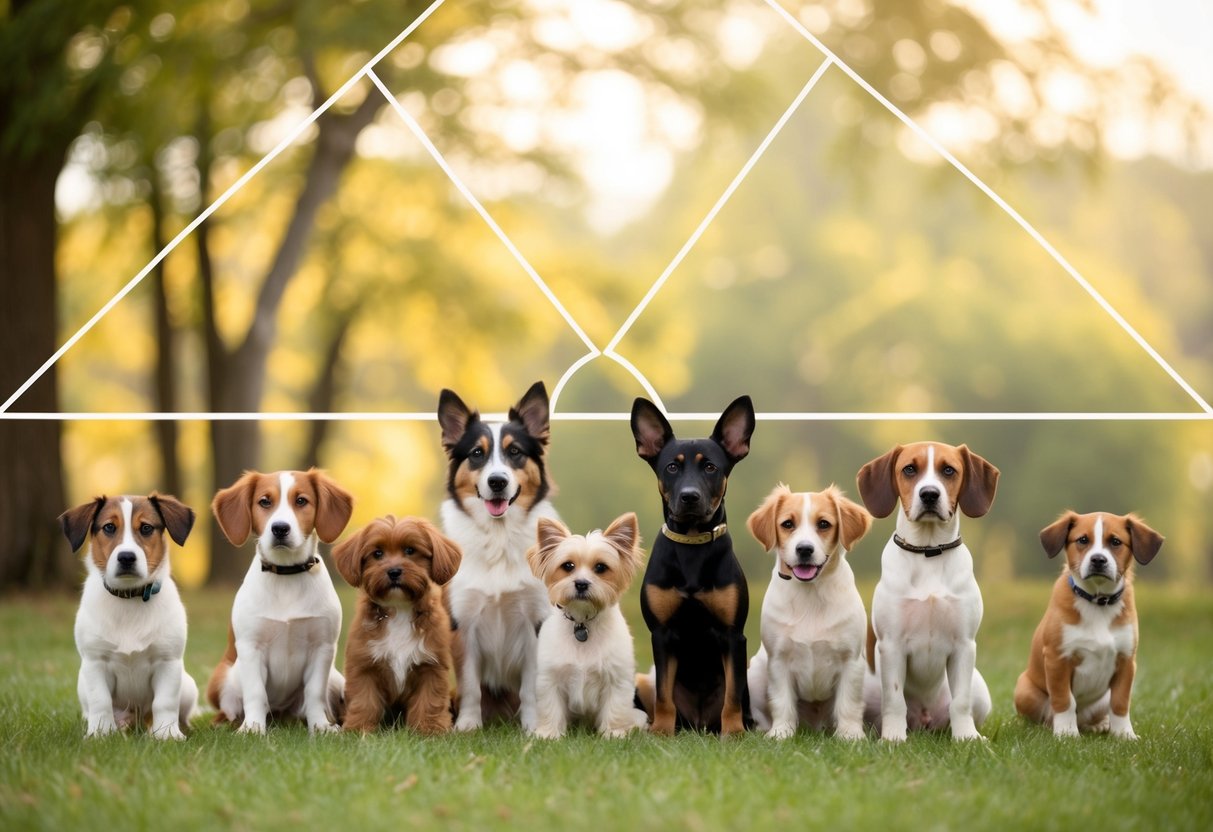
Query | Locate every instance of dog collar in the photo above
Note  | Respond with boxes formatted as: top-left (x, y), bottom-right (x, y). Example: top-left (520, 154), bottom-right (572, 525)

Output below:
top-left (559, 607), bottom-right (595, 641)
top-left (260, 556), bottom-right (319, 575)
top-left (661, 523), bottom-right (728, 546)
top-left (893, 534), bottom-right (962, 557)
top-left (1069, 575), bottom-right (1124, 606)
top-left (103, 580), bottom-right (162, 602)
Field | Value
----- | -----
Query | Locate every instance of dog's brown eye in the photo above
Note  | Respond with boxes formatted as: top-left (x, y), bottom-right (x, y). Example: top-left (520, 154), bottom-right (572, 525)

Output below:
top-left (704, 463), bottom-right (717, 474)
top-left (102, 522), bottom-right (117, 534)
top-left (941, 466), bottom-right (956, 477)
top-left (780, 519), bottom-right (795, 529)
top-left (508, 446), bottom-right (521, 457)
top-left (1077, 535), bottom-right (1089, 545)
top-left (561, 562), bottom-right (575, 572)
top-left (405, 547), bottom-right (415, 555)
top-left (372, 549), bottom-right (384, 560)
top-left (140, 523), bottom-right (155, 536)
top-left (817, 519), bottom-right (832, 530)
top-left (258, 496), bottom-right (272, 508)
top-left (1109, 537), bottom-right (1122, 547)
top-left (470, 447), bottom-right (484, 458)
top-left (902, 465), bottom-right (916, 476)
top-left (594, 563), bottom-right (608, 574)
top-left (665, 462), bottom-right (679, 474)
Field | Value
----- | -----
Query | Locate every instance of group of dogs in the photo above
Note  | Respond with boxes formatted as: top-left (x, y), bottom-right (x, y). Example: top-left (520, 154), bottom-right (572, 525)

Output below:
top-left (60, 382), bottom-right (1164, 743)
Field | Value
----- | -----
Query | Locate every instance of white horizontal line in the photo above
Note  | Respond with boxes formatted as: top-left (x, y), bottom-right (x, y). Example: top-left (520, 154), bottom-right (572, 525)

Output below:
top-left (1, 411), bottom-right (1209, 422)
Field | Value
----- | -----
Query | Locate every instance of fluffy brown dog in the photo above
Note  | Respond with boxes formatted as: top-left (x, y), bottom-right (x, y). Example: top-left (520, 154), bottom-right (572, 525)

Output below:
top-left (332, 516), bottom-right (462, 734)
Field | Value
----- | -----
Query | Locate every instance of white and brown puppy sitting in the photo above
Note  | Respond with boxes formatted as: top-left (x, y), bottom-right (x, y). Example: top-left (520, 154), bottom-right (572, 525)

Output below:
top-left (1015, 511), bottom-right (1163, 739)
top-left (528, 513), bottom-right (648, 739)
top-left (333, 516), bottom-right (462, 735)
top-left (60, 494), bottom-right (198, 739)
top-left (746, 485), bottom-right (872, 740)
top-left (207, 469), bottom-right (353, 734)
top-left (858, 442), bottom-right (1000, 742)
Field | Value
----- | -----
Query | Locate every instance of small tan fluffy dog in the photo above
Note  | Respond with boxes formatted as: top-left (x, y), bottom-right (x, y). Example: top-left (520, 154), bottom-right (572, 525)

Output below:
top-left (333, 516), bottom-right (462, 734)
top-left (528, 513), bottom-right (648, 738)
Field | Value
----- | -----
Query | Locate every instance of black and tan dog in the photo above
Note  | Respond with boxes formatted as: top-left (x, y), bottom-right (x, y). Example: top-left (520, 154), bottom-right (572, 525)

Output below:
top-left (631, 395), bottom-right (756, 735)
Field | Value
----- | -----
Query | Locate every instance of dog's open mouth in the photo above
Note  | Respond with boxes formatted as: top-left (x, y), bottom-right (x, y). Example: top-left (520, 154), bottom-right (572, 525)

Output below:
top-left (485, 498), bottom-right (509, 517)
top-left (792, 563), bottom-right (822, 581)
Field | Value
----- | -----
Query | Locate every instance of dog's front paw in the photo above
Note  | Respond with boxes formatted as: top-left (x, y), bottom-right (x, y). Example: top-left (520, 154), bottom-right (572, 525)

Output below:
top-left (532, 724), bottom-right (564, 740)
top-left (881, 725), bottom-right (907, 743)
top-left (152, 723), bottom-right (187, 741)
top-left (1110, 715), bottom-right (1137, 740)
top-left (85, 720), bottom-right (118, 739)
top-left (237, 719), bottom-right (267, 736)
top-left (767, 723), bottom-right (796, 741)
top-left (649, 718), bottom-right (675, 737)
top-left (453, 713), bottom-right (482, 733)
top-left (951, 726), bottom-right (985, 742)
top-left (1052, 712), bottom-right (1079, 738)
top-left (835, 722), bottom-right (865, 741)
top-left (309, 720), bottom-right (339, 735)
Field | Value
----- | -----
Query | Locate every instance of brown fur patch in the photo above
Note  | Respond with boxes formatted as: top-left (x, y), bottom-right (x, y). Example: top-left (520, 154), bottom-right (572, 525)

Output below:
top-left (695, 584), bottom-right (740, 628)
top-left (645, 584), bottom-right (683, 625)
top-left (82, 497), bottom-right (171, 575)
top-left (212, 469), bottom-right (353, 545)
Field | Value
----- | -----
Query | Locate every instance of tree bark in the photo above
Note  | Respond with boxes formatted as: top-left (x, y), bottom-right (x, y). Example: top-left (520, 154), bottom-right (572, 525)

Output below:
top-left (149, 170), bottom-right (181, 497)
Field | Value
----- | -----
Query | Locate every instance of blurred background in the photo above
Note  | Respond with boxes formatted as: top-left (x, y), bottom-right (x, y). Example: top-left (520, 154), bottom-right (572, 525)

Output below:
top-left (2, 0), bottom-right (1211, 590)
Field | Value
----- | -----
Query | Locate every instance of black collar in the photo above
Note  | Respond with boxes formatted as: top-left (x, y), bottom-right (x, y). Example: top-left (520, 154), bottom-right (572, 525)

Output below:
top-left (1069, 575), bottom-right (1124, 606)
top-left (104, 580), bottom-right (161, 602)
top-left (893, 534), bottom-right (963, 558)
top-left (661, 523), bottom-right (728, 545)
top-left (559, 607), bottom-right (594, 642)
top-left (260, 556), bottom-right (319, 575)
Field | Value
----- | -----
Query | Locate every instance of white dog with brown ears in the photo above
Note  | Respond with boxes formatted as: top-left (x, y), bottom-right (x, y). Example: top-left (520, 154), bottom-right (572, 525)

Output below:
top-left (60, 493), bottom-right (198, 739)
top-left (857, 442), bottom-right (1000, 742)
top-left (746, 485), bottom-right (872, 740)
top-left (528, 513), bottom-right (648, 739)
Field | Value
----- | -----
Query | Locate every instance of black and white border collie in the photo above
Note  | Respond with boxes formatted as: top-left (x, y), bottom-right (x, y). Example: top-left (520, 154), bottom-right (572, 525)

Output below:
top-left (438, 381), bottom-right (558, 731)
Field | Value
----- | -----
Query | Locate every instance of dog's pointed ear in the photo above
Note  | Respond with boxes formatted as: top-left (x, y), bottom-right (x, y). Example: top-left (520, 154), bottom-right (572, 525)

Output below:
top-left (149, 493), bottom-right (196, 547)
top-left (747, 484), bottom-right (789, 552)
top-left (631, 398), bottom-right (674, 464)
top-left (1126, 514), bottom-right (1164, 566)
top-left (59, 497), bottom-right (106, 552)
top-left (212, 473), bottom-right (257, 545)
top-left (307, 468), bottom-right (354, 543)
top-left (424, 521), bottom-right (463, 585)
top-left (857, 446), bottom-right (902, 519)
top-left (1039, 511), bottom-right (1076, 558)
top-left (603, 512), bottom-right (643, 576)
top-left (509, 381), bottom-right (550, 446)
top-left (958, 445), bottom-right (1000, 518)
top-left (711, 395), bottom-right (755, 463)
top-left (438, 389), bottom-right (478, 452)
top-left (331, 525), bottom-right (366, 587)
top-left (530, 517), bottom-right (571, 576)
top-left (833, 487), bottom-right (873, 551)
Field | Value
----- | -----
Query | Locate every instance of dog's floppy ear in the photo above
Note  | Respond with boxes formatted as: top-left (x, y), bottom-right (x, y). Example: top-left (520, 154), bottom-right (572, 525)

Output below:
top-left (857, 446), bottom-right (902, 519)
top-left (509, 381), bottom-right (550, 446)
top-left (330, 525), bottom-right (366, 587)
top-left (1039, 511), bottom-right (1076, 558)
top-left (438, 389), bottom-right (477, 452)
top-left (833, 487), bottom-right (873, 551)
top-left (958, 445), bottom-right (999, 518)
top-left (603, 512), bottom-right (643, 578)
top-left (307, 468), bottom-right (354, 543)
top-left (747, 484), bottom-right (790, 552)
top-left (150, 493), bottom-right (196, 547)
top-left (631, 398), bottom-right (674, 464)
top-left (212, 473), bottom-right (257, 545)
top-left (1125, 514), bottom-right (1164, 566)
top-left (530, 517), bottom-right (571, 576)
top-left (59, 497), bottom-right (106, 553)
top-left (424, 521), bottom-right (463, 585)
top-left (711, 395), bottom-right (755, 463)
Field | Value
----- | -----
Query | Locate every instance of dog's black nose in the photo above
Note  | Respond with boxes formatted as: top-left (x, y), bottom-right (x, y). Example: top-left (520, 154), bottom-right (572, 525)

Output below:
top-left (1089, 554), bottom-right (1108, 571)
top-left (487, 474), bottom-right (509, 494)
top-left (678, 489), bottom-right (701, 506)
top-left (116, 551), bottom-right (137, 568)
top-left (919, 487), bottom-right (940, 505)
top-left (574, 579), bottom-right (590, 594)
top-left (795, 543), bottom-right (815, 559)
top-left (387, 567), bottom-right (403, 581)
top-left (271, 522), bottom-right (291, 540)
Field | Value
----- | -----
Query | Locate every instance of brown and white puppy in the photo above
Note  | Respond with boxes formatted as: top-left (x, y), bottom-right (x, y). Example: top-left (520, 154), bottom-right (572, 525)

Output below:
top-left (207, 469), bottom-right (353, 734)
top-left (333, 516), bottom-right (462, 735)
top-left (1015, 511), bottom-right (1163, 739)
top-left (745, 485), bottom-right (872, 739)
top-left (857, 442), bottom-right (999, 742)
top-left (60, 494), bottom-right (198, 739)
top-left (528, 513), bottom-right (648, 739)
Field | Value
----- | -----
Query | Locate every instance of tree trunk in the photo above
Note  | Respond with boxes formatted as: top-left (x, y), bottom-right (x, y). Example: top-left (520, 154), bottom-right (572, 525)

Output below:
top-left (0, 149), bottom-right (74, 589)
top-left (149, 171), bottom-right (181, 497)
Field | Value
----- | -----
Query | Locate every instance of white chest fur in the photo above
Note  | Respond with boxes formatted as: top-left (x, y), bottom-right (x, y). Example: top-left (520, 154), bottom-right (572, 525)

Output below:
top-left (1061, 601), bottom-right (1136, 707)
top-left (367, 611), bottom-right (436, 694)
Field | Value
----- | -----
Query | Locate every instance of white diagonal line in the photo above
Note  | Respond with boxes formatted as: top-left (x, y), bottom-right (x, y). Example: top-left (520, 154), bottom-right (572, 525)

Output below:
top-left (764, 0), bottom-right (1212, 415)
top-left (603, 55), bottom-right (833, 356)
top-left (1, 411), bottom-right (1210, 421)
top-left (0, 0), bottom-right (451, 414)
top-left (368, 69), bottom-right (600, 356)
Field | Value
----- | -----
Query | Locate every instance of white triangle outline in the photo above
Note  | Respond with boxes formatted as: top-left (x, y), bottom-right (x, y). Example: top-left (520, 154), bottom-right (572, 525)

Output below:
top-left (1, 0), bottom-right (1208, 422)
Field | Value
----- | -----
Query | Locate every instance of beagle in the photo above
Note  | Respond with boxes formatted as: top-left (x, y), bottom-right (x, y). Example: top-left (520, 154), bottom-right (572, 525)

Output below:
top-left (857, 442), bottom-right (1000, 742)
top-left (207, 469), bottom-right (354, 734)
top-left (1014, 511), bottom-right (1163, 739)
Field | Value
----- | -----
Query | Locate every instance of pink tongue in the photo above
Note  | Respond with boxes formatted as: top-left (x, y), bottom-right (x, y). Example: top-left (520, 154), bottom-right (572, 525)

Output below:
top-left (485, 498), bottom-right (509, 517)
top-left (792, 564), bottom-right (820, 581)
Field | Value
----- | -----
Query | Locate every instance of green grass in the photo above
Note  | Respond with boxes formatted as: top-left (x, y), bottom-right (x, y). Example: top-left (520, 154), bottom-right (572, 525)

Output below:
top-left (2, 583), bottom-right (1211, 831)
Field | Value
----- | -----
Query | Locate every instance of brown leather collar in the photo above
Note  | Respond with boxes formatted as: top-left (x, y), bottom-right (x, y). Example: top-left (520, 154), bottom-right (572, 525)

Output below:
top-left (260, 556), bottom-right (319, 575)
top-left (893, 534), bottom-right (963, 558)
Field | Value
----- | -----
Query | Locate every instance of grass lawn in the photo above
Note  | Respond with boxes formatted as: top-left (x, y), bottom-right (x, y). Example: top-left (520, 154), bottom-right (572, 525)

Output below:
top-left (1, 581), bottom-right (1211, 831)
